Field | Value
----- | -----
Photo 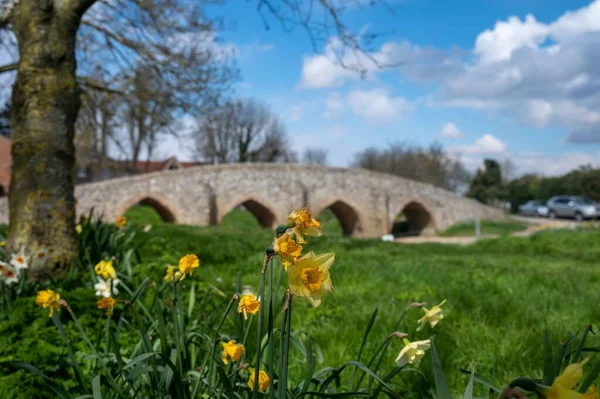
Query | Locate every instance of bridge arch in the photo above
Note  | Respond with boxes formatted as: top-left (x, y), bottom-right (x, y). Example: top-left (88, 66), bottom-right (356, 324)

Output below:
top-left (316, 199), bottom-right (363, 236)
top-left (390, 199), bottom-right (436, 236)
top-left (118, 194), bottom-right (180, 223)
top-left (218, 196), bottom-right (277, 229)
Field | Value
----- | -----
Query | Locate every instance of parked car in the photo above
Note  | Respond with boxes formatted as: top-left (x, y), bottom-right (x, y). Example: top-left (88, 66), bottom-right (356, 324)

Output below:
top-left (518, 200), bottom-right (549, 217)
top-left (546, 195), bottom-right (599, 222)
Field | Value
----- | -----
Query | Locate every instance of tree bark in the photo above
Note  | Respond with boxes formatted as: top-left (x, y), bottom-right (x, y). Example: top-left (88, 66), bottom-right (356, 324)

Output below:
top-left (7, 0), bottom-right (91, 278)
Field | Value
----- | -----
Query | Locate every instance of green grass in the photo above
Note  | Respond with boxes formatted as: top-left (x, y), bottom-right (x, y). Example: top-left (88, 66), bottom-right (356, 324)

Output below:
top-left (440, 219), bottom-right (529, 237)
top-left (1, 211), bottom-right (599, 398)
top-left (124, 204), bottom-right (166, 225)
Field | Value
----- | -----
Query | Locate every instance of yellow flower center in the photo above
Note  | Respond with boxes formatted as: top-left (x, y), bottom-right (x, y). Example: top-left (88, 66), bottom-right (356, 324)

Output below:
top-left (300, 267), bottom-right (325, 293)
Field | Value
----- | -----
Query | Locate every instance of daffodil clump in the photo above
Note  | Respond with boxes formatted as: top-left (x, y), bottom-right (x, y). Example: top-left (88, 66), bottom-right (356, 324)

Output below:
top-left (93, 259), bottom-right (120, 315)
top-left (273, 207), bottom-right (335, 308)
top-left (1, 247), bottom-right (48, 286)
top-left (35, 289), bottom-right (62, 317)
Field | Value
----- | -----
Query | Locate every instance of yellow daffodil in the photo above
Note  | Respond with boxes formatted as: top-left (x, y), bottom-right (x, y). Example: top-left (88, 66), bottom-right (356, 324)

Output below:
top-left (417, 299), bottom-right (446, 331)
top-left (288, 207), bottom-right (322, 244)
top-left (75, 224), bottom-right (83, 234)
top-left (35, 289), bottom-right (61, 317)
top-left (178, 254), bottom-right (199, 279)
top-left (115, 216), bottom-right (127, 229)
top-left (545, 359), bottom-right (599, 399)
top-left (0, 240), bottom-right (5, 247)
top-left (97, 297), bottom-right (117, 316)
top-left (221, 340), bottom-right (244, 365)
top-left (395, 338), bottom-right (431, 367)
top-left (273, 231), bottom-right (302, 270)
top-left (238, 293), bottom-right (260, 320)
top-left (164, 265), bottom-right (183, 282)
top-left (95, 260), bottom-right (116, 280)
top-left (248, 368), bottom-right (269, 392)
top-left (287, 251), bottom-right (334, 308)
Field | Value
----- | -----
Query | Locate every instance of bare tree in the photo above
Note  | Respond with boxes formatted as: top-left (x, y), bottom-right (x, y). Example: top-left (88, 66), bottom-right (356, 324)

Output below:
top-left (303, 147), bottom-right (328, 165)
top-left (0, 0), bottom-right (397, 276)
top-left (194, 98), bottom-right (295, 164)
top-left (353, 142), bottom-right (471, 192)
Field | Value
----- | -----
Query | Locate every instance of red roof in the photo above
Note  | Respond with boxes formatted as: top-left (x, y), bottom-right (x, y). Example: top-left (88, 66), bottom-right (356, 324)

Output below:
top-left (0, 136), bottom-right (11, 194)
top-left (120, 157), bottom-right (203, 174)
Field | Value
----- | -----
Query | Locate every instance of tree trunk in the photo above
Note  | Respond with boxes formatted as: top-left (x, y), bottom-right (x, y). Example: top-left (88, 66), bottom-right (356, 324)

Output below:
top-left (7, 0), bottom-right (87, 278)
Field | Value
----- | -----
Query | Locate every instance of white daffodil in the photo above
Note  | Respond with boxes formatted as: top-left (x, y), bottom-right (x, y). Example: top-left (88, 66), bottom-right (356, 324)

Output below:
top-left (0, 262), bottom-right (19, 285)
top-left (33, 248), bottom-right (49, 266)
top-left (395, 338), bottom-right (431, 368)
top-left (94, 277), bottom-right (121, 297)
top-left (10, 249), bottom-right (28, 272)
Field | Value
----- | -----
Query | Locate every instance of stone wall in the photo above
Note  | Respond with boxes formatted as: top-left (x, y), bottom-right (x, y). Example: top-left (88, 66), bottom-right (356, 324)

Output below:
top-left (0, 163), bottom-right (504, 235)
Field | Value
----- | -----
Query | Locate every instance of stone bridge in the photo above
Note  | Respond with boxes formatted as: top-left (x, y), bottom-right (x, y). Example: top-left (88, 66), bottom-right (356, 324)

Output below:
top-left (0, 164), bottom-right (503, 236)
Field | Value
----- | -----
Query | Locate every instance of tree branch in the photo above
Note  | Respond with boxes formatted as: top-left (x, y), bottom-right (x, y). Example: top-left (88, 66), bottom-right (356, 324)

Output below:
top-left (0, 61), bottom-right (17, 73)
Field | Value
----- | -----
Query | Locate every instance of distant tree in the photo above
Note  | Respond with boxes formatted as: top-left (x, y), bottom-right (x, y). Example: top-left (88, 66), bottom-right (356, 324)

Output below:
top-left (0, 100), bottom-right (10, 137)
top-left (506, 174), bottom-right (540, 213)
top-left (303, 147), bottom-right (328, 165)
top-left (352, 142), bottom-right (471, 192)
top-left (193, 98), bottom-right (295, 164)
top-left (467, 159), bottom-right (506, 204)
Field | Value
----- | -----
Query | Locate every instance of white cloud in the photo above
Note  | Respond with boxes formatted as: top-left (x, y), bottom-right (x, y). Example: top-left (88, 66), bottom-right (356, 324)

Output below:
top-left (324, 92), bottom-right (345, 118)
top-left (287, 105), bottom-right (305, 122)
top-left (474, 15), bottom-right (549, 64)
top-left (453, 134), bottom-right (507, 154)
top-left (347, 89), bottom-right (412, 121)
top-left (440, 122), bottom-right (464, 138)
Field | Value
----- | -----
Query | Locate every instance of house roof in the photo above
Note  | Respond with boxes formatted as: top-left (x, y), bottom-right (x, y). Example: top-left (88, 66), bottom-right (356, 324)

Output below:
top-left (0, 136), bottom-right (11, 193)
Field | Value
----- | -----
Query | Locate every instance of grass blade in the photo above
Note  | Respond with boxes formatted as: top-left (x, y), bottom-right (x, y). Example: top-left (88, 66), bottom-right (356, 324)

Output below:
top-left (463, 367), bottom-right (475, 399)
top-left (573, 325), bottom-right (594, 364)
top-left (299, 335), bottom-right (316, 397)
top-left (92, 375), bottom-right (102, 399)
top-left (349, 308), bottom-right (378, 391)
top-left (458, 369), bottom-right (502, 393)
top-left (431, 337), bottom-right (452, 399)
top-left (543, 328), bottom-right (553, 385)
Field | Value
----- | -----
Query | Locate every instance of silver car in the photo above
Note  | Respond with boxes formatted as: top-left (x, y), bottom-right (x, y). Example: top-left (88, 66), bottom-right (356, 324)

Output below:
top-left (518, 200), bottom-right (548, 217)
top-left (546, 195), bottom-right (599, 222)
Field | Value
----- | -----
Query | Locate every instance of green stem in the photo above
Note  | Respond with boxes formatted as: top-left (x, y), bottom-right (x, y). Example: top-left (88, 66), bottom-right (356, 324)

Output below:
top-left (267, 257), bottom-right (275, 399)
top-left (253, 253), bottom-right (270, 399)
top-left (52, 312), bottom-right (85, 390)
top-left (278, 295), bottom-right (292, 399)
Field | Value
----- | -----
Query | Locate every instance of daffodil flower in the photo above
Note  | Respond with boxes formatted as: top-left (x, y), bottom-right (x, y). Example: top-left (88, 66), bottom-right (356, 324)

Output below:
top-left (10, 249), bottom-right (28, 272)
top-left (287, 251), bottom-right (334, 308)
top-left (0, 261), bottom-right (18, 285)
top-left (417, 300), bottom-right (446, 331)
top-left (178, 254), bottom-right (200, 279)
top-left (238, 293), bottom-right (260, 320)
top-left (248, 368), bottom-right (270, 392)
top-left (273, 231), bottom-right (302, 270)
top-left (288, 207), bottom-right (322, 244)
top-left (544, 359), bottom-right (599, 399)
top-left (97, 297), bottom-right (117, 316)
top-left (395, 338), bottom-right (431, 367)
top-left (115, 216), bottom-right (127, 229)
top-left (94, 277), bottom-right (120, 297)
top-left (95, 260), bottom-right (117, 280)
top-left (164, 265), bottom-right (183, 282)
top-left (221, 340), bottom-right (244, 365)
top-left (35, 289), bottom-right (62, 317)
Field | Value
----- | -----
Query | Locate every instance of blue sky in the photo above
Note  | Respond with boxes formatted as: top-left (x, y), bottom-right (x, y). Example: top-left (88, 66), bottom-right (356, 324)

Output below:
top-left (167, 0), bottom-right (600, 176)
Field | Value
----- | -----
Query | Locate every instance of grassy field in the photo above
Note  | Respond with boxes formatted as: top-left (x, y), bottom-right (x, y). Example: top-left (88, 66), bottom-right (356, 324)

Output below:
top-left (1, 207), bottom-right (599, 398)
top-left (440, 219), bottom-right (529, 237)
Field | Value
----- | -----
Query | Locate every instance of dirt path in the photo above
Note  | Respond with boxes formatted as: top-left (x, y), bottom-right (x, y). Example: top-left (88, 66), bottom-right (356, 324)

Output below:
top-left (394, 217), bottom-right (585, 245)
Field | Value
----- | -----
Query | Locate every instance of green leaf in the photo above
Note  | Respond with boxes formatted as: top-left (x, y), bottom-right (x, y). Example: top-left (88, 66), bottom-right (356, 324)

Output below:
top-left (543, 328), bottom-right (554, 385)
top-left (123, 352), bottom-right (158, 369)
top-left (459, 369), bottom-right (502, 393)
top-left (573, 325), bottom-right (594, 364)
top-left (0, 361), bottom-right (70, 399)
top-left (578, 358), bottom-right (600, 393)
top-left (298, 335), bottom-right (316, 397)
top-left (302, 393), bottom-right (371, 398)
top-left (216, 365), bottom-right (235, 398)
top-left (431, 337), bottom-right (452, 399)
top-left (92, 375), bottom-right (102, 399)
top-left (188, 282), bottom-right (196, 319)
top-left (463, 367), bottom-right (475, 399)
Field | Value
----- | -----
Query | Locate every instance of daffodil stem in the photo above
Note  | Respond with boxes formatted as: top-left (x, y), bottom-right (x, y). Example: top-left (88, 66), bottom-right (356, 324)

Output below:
top-left (207, 294), bottom-right (237, 387)
top-left (267, 256), bottom-right (275, 399)
top-left (253, 253), bottom-right (270, 399)
top-left (64, 305), bottom-right (125, 398)
top-left (278, 292), bottom-right (293, 399)
top-left (359, 309), bottom-right (409, 390)
top-left (52, 312), bottom-right (85, 390)
top-left (171, 283), bottom-right (185, 380)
